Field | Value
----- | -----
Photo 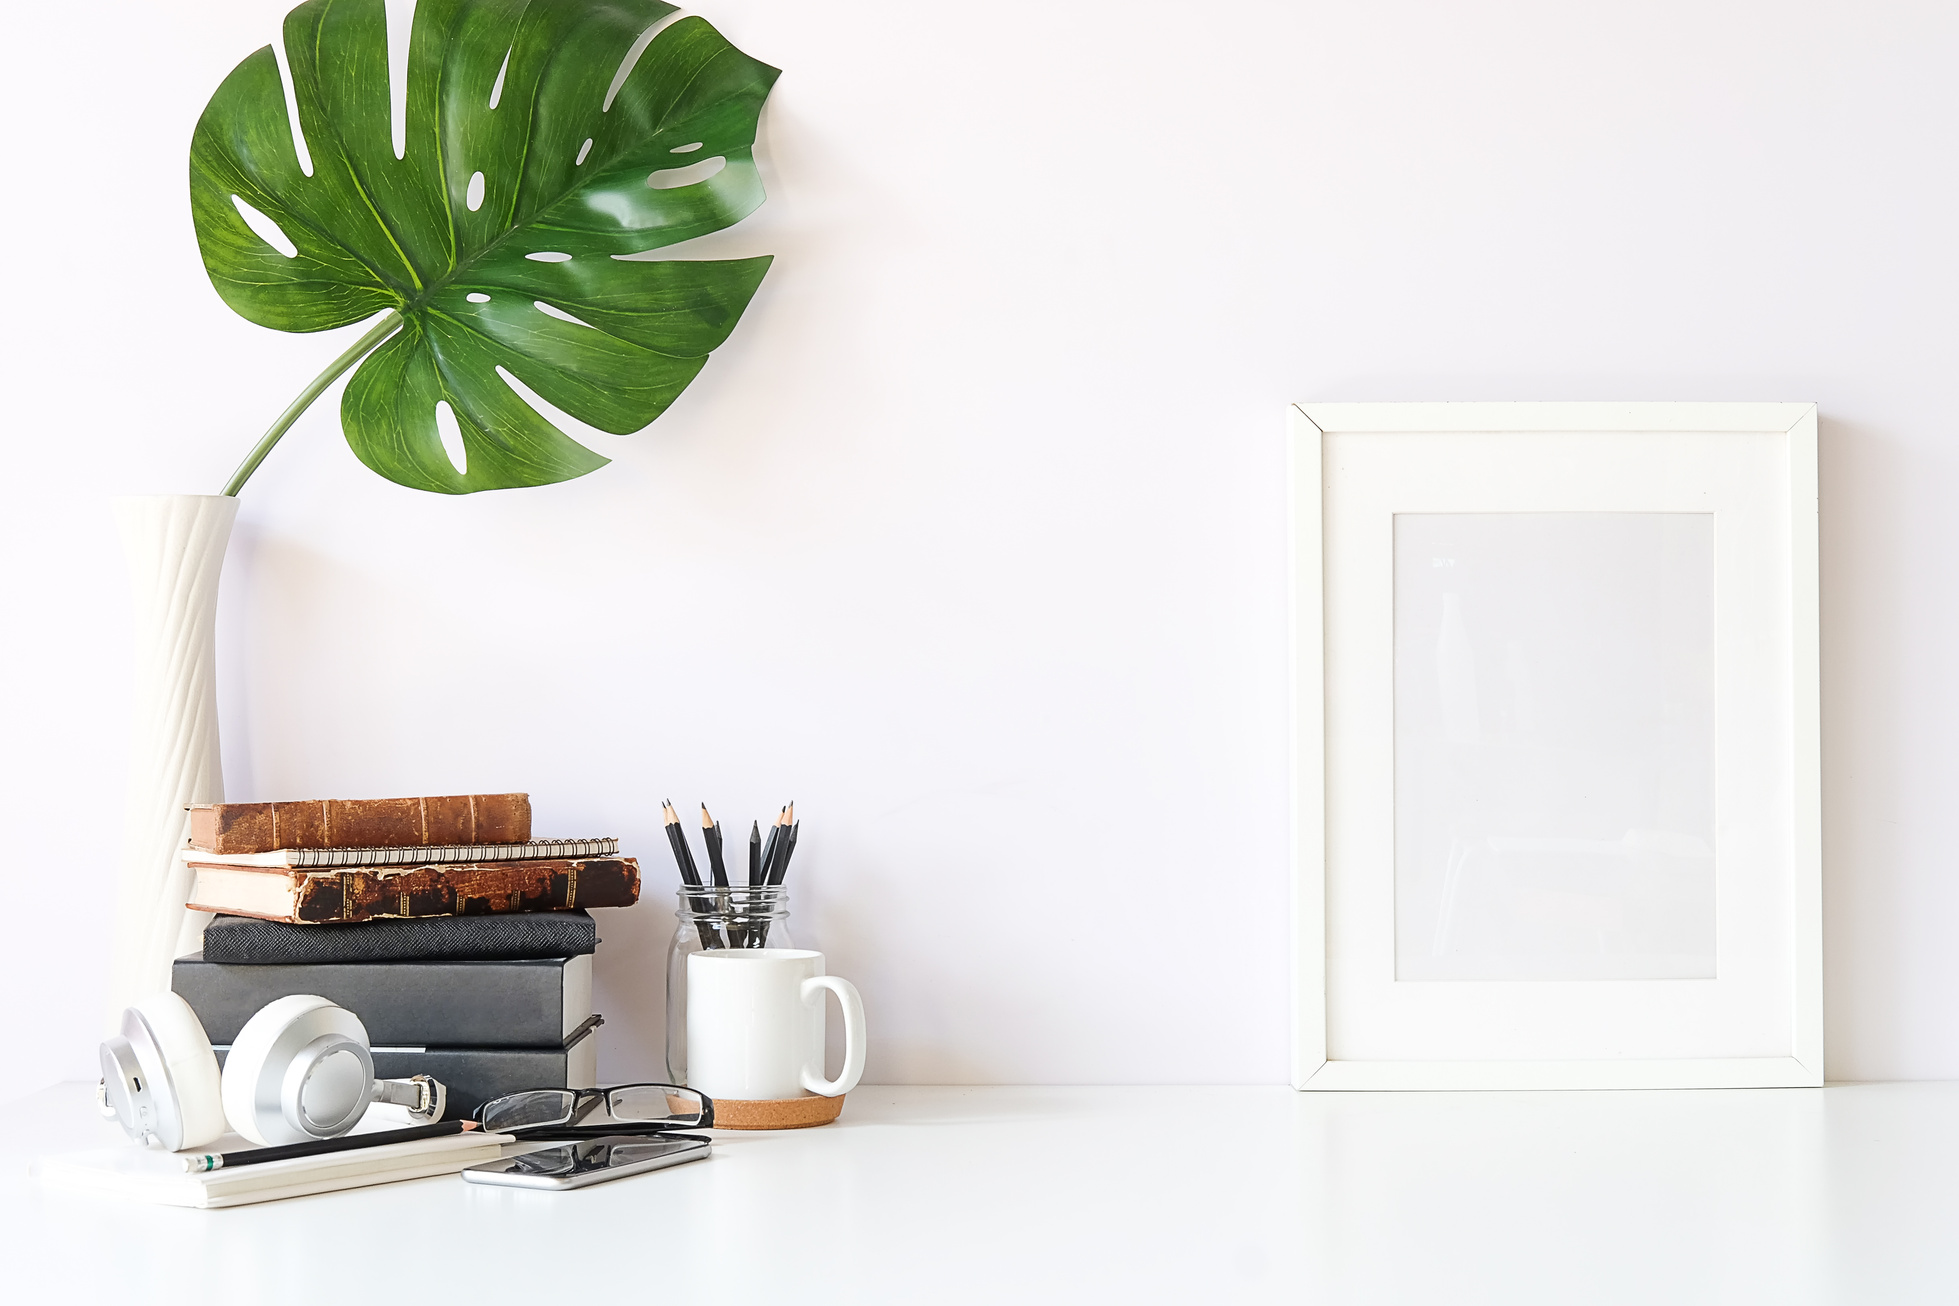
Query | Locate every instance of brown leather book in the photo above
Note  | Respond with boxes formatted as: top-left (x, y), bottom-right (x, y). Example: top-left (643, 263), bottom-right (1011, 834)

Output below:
top-left (185, 856), bottom-right (640, 924)
top-left (187, 793), bottom-right (532, 855)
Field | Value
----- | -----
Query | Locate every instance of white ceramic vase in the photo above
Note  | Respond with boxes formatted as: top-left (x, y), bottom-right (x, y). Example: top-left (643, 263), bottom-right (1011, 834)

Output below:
top-left (106, 495), bottom-right (239, 1026)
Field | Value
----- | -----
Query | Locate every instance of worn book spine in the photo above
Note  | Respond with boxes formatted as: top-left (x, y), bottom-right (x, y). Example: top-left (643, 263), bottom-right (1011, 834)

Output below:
top-left (187, 792), bottom-right (532, 854)
top-left (187, 856), bottom-right (640, 923)
top-left (173, 954), bottom-right (593, 1047)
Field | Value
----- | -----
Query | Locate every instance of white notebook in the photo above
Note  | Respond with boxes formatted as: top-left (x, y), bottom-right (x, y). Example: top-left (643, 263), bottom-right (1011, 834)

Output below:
top-left (32, 1128), bottom-right (509, 1209)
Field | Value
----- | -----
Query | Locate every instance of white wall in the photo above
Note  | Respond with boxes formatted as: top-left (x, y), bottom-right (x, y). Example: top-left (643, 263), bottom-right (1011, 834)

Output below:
top-left (2, 0), bottom-right (1953, 1091)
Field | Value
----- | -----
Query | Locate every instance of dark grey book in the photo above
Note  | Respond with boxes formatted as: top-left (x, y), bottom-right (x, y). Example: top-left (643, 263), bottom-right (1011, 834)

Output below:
top-left (212, 1018), bottom-right (601, 1120)
top-left (173, 953), bottom-right (592, 1048)
top-left (199, 909), bottom-right (598, 964)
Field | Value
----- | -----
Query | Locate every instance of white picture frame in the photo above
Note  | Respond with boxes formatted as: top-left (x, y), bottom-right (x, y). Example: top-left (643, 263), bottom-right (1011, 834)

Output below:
top-left (1290, 402), bottom-right (1821, 1090)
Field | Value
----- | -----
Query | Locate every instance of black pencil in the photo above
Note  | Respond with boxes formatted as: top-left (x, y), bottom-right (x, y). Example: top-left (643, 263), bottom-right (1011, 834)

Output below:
top-left (763, 805), bottom-right (794, 884)
top-left (661, 802), bottom-right (703, 887)
top-left (701, 804), bottom-right (729, 888)
top-left (757, 806), bottom-right (785, 886)
top-left (181, 1121), bottom-right (478, 1172)
top-left (665, 802), bottom-right (722, 948)
top-left (748, 821), bottom-right (762, 887)
top-left (756, 808), bottom-right (797, 945)
top-left (769, 818), bottom-right (800, 886)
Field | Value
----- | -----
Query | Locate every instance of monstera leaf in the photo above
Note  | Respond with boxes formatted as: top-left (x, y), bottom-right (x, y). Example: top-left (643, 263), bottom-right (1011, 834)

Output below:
top-left (190, 0), bottom-right (777, 493)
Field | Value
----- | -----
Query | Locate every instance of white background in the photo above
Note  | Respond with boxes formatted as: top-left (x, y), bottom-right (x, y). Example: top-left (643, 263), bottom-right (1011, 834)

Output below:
top-left (0, 0), bottom-right (1952, 1090)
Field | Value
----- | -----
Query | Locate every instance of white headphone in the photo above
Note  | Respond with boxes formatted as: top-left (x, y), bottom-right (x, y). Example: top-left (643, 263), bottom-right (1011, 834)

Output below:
top-left (100, 992), bottom-right (445, 1150)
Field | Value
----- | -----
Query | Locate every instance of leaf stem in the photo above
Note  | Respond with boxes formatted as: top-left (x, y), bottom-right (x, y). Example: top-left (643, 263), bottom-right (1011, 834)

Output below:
top-left (220, 310), bottom-right (405, 496)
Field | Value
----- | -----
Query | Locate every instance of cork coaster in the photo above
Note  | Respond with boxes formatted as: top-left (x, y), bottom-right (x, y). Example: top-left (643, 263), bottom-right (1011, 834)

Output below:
top-left (711, 1094), bottom-right (846, 1130)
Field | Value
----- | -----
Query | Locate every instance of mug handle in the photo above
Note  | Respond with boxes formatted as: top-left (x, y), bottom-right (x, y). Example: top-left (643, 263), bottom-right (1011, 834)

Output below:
top-left (799, 976), bottom-right (866, 1097)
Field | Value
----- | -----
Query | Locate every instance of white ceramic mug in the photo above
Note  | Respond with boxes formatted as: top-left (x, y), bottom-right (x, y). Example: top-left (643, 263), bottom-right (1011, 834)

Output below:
top-left (686, 949), bottom-right (866, 1101)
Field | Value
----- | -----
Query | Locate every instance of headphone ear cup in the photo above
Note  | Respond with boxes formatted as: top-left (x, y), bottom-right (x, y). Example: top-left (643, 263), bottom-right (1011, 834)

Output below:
top-left (123, 993), bottom-right (226, 1151)
top-left (223, 994), bottom-right (325, 1146)
top-left (223, 994), bottom-right (373, 1146)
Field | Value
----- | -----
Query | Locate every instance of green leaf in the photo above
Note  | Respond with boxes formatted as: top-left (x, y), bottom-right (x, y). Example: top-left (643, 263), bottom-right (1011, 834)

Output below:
top-left (190, 0), bottom-right (778, 494)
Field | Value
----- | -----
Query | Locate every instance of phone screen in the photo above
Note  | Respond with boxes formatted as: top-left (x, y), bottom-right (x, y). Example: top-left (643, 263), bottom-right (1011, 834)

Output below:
top-left (463, 1134), bottom-right (711, 1189)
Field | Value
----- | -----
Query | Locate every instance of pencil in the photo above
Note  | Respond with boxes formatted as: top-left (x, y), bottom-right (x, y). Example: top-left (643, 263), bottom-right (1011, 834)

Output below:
top-left (701, 804), bottom-right (729, 888)
top-left (769, 819), bottom-right (800, 886)
top-left (757, 806), bottom-right (785, 886)
top-left (661, 802), bottom-right (703, 887)
top-left (748, 821), bottom-right (762, 888)
top-left (180, 1121), bottom-right (478, 1172)
top-left (756, 809), bottom-right (798, 944)
top-left (665, 802), bottom-right (722, 949)
top-left (765, 804), bottom-right (796, 884)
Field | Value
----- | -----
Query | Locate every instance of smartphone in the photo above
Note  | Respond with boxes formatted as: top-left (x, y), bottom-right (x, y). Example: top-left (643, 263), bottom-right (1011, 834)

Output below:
top-left (461, 1134), bottom-right (711, 1190)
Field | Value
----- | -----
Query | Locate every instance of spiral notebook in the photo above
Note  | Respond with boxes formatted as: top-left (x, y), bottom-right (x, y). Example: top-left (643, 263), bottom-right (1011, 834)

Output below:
top-left (181, 836), bottom-right (619, 869)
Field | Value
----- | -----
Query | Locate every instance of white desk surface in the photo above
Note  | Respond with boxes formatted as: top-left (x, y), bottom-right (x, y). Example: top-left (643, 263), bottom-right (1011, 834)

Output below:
top-left (6, 1080), bottom-right (1957, 1304)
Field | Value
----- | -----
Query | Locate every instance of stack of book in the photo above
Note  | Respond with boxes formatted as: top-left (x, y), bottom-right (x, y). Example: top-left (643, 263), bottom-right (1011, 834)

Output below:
top-left (168, 792), bottom-right (640, 1118)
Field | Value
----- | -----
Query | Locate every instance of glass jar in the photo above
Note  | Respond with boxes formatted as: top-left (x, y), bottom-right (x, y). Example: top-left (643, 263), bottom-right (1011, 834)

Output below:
top-left (664, 885), bottom-right (794, 1085)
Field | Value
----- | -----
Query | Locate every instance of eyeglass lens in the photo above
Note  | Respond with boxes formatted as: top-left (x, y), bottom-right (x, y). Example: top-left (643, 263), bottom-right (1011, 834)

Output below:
top-left (480, 1089), bottom-right (579, 1131)
top-left (479, 1084), bottom-right (708, 1132)
top-left (605, 1084), bottom-right (708, 1124)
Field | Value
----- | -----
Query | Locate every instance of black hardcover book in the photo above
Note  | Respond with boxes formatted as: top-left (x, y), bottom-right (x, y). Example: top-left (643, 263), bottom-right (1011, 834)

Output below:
top-left (199, 909), bottom-right (598, 964)
top-left (173, 953), bottom-right (592, 1048)
top-left (212, 1019), bottom-right (601, 1120)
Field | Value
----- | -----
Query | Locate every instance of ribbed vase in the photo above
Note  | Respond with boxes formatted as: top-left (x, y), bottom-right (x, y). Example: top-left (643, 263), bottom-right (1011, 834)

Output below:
top-left (107, 495), bottom-right (239, 1026)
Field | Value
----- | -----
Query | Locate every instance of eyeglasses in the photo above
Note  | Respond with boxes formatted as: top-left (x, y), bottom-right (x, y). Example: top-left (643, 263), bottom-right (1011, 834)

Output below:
top-left (474, 1083), bottom-right (713, 1136)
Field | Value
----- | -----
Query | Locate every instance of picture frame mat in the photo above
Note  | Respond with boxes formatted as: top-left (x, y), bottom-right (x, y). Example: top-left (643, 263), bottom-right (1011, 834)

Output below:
top-left (1290, 402), bottom-right (1821, 1090)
